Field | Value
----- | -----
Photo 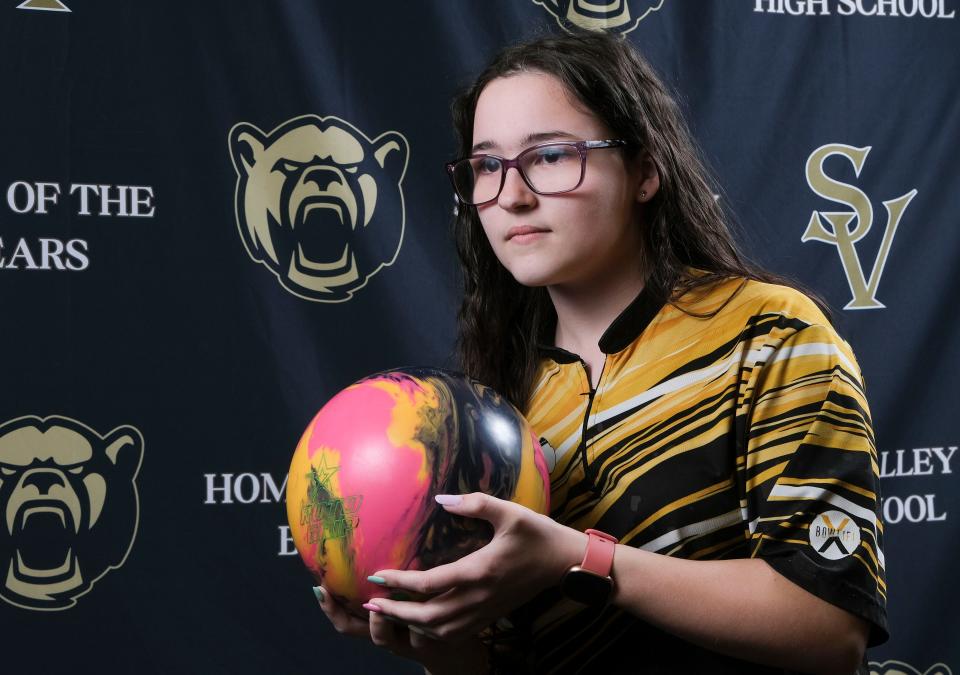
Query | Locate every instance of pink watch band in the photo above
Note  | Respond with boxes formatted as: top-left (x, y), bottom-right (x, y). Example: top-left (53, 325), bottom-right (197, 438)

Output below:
top-left (581, 528), bottom-right (618, 576)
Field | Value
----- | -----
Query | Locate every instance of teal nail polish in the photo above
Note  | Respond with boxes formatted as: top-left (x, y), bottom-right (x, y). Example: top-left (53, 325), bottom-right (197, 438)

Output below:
top-left (312, 586), bottom-right (325, 603)
top-left (367, 575), bottom-right (387, 585)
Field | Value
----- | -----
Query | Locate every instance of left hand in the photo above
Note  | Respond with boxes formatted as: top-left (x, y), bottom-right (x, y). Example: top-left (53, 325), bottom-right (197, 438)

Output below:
top-left (361, 492), bottom-right (587, 642)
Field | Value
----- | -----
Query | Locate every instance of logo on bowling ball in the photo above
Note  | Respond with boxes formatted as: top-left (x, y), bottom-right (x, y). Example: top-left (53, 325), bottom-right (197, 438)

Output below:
top-left (299, 456), bottom-right (363, 545)
top-left (0, 416), bottom-right (143, 610)
top-left (228, 114), bottom-right (409, 302)
top-left (286, 368), bottom-right (550, 616)
top-left (532, 0), bottom-right (666, 34)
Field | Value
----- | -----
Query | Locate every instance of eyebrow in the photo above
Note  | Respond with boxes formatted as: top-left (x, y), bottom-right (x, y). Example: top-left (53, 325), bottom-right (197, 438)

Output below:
top-left (471, 130), bottom-right (580, 154)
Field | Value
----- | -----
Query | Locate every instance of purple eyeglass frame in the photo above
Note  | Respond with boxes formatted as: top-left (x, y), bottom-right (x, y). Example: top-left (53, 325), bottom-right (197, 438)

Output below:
top-left (445, 139), bottom-right (627, 206)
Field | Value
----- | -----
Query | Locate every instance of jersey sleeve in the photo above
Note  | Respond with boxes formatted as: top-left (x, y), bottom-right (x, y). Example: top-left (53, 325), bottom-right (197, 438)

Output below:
top-left (740, 320), bottom-right (888, 645)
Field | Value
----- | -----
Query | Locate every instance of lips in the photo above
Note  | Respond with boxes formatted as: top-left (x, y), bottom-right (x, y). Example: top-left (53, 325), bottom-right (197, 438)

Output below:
top-left (506, 226), bottom-right (550, 241)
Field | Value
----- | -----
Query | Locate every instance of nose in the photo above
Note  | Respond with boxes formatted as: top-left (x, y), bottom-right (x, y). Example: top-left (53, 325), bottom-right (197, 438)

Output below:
top-left (496, 166), bottom-right (536, 210)
top-left (302, 165), bottom-right (345, 192)
top-left (22, 469), bottom-right (66, 495)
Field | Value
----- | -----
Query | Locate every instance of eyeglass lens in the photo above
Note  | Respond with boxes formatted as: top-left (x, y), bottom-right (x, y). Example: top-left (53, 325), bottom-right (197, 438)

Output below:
top-left (453, 144), bottom-right (583, 205)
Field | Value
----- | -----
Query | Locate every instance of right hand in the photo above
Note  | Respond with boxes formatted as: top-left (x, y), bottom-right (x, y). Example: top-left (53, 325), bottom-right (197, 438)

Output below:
top-left (313, 585), bottom-right (490, 675)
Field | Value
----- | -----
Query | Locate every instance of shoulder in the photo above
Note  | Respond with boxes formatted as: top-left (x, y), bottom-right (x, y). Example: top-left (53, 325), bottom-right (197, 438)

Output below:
top-left (725, 279), bottom-right (864, 379)
top-left (672, 275), bottom-right (857, 361)
top-left (675, 275), bottom-right (831, 331)
top-left (733, 278), bottom-right (829, 327)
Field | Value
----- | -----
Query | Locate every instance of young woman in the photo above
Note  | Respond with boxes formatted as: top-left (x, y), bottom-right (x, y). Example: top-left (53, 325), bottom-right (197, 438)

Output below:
top-left (316, 32), bottom-right (887, 674)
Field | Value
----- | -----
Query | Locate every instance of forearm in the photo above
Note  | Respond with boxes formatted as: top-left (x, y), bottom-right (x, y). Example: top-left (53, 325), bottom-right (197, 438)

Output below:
top-left (608, 545), bottom-right (867, 674)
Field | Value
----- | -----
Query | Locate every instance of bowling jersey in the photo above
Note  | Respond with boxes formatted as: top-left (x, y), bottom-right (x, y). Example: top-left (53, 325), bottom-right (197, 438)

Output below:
top-left (509, 276), bottom-right (887, 674)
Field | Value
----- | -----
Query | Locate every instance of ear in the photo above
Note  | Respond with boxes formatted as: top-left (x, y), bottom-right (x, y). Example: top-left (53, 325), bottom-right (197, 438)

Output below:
top-left (103, 426), bottom-right (144, 477)
top-left (229, 122), bottom-right (266, 176)
top-left (371, 131), bottom-right (409, 183)
top-left (634, 151), bottom-right (660, 204)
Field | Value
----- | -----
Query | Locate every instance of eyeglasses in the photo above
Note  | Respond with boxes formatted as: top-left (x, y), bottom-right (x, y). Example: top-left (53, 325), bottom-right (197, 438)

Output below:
top-left (445, 139), bottom-right (627, 206)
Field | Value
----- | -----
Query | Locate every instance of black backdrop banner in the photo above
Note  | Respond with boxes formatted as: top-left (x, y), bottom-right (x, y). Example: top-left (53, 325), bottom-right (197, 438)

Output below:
top-left (1, 2), bottom-right (957, 673)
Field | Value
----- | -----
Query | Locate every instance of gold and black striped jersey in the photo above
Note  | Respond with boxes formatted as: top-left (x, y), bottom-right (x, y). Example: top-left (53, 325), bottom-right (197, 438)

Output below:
top-left (516, 276), bottom-right (887, 674)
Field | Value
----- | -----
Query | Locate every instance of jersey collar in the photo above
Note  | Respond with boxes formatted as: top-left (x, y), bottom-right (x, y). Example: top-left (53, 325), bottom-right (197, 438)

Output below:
top-left (597, 283), bottom-right (666, 354)
top-left (538, 282), bottom-right (667, 362)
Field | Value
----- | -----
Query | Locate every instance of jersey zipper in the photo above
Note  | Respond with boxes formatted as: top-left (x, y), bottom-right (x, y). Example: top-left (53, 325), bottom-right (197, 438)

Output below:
top-left (577, 358), bottom-right (605, 494)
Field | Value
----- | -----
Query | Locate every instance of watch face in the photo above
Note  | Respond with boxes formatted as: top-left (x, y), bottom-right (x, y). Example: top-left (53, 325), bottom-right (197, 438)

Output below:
top-left (561, 568), bottom-right (613, 606)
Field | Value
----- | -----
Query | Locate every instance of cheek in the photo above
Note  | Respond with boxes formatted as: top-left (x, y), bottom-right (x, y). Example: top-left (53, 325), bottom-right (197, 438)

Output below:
top-left (476, 207), bottom-right (495, 236)
top-left (572, 191), bottom-right (638, 244)
top-left (476, 212), bottom-right (506, 257)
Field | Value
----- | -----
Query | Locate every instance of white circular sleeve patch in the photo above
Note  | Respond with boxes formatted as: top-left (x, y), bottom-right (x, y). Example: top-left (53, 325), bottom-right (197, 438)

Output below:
top-left (809, 509), bottom-right (861, 560)
top-left (538, 437), bottom-right (557, 473)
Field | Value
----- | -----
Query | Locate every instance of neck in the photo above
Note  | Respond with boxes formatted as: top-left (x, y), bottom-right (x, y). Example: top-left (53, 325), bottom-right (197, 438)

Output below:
top-left (549, 260), bottom-right (647, 358)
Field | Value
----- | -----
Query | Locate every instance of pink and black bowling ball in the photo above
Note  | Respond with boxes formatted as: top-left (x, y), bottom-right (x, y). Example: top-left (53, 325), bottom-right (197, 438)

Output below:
top-left (285, 367), bottom-right (550, 617)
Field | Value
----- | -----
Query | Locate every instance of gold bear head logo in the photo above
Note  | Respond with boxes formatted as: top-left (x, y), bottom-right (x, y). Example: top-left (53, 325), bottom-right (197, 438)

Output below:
top-left (869, 661), bottom-right (953, 675)
top-left (0, 416), bottom-right (143, 610)
top-left (229, 115), bottom-right (409, 302)
top-left (533, 0), bottom-right (665, 34)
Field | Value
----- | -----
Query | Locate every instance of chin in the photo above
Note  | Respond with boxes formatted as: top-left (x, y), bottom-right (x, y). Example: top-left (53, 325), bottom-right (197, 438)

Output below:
top-left (505, 268), bottom-right (558, 288)
top-left (497, 254), bottom-right (568, 288)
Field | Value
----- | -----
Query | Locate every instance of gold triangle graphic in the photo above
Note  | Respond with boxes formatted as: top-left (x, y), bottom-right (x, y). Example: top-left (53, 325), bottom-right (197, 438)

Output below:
top-left (17, 0), bottom-right (71, 11)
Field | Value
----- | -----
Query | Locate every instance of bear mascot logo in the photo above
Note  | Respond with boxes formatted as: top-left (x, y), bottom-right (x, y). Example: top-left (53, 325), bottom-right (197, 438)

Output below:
top-left (0, 416), bottom-right (143, 610)
top-left (869, 662), bottom-right (952, 675)
top-left (228, 115), bottom-right (409, 302)
top-left (533, 0), bottom-right (665, 34)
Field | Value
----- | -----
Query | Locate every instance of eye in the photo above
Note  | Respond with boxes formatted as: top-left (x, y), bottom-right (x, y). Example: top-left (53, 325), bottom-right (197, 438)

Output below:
top-left (345, 166), bottom-right (358, 174)
top-left (272, 159), bottom-right (301, 174)
top-left (532, 145), bottom-right (575, 165)
top-left (475, 157), bottom-right (502, 175)
top-left (68, 466), bottom-right (84, 475)
top-left (0, 467), bottom-right (14, 477)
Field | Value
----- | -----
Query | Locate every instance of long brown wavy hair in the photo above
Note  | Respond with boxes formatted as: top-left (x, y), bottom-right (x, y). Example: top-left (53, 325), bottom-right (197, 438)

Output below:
top-left (452, 31), bottom-right (826, 411)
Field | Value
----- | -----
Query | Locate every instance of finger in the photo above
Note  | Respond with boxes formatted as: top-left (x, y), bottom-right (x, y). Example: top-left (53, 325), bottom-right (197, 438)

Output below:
top-left (407, 623), bottom-right (441, 644)
top-left (435, 492), bottom-right (518, 530)
top-left (364, 594), bottom-right (434, 627)
top-left (314, 586), bottom-right (369, 637)
top-left (368, 609), bottom-right (399, 652)
top-left (369, 565), bottom-right (452, 597)
top-left (371, 554), bottom-right (486, 597)
top-left (368, 601), bottom-right (443, 647)
top-left (368, 606), bottom-right (446, 657)
top-left (368, 586), bottom-right (482, 636)
top-left (368, 608), bottom-right (411, 652)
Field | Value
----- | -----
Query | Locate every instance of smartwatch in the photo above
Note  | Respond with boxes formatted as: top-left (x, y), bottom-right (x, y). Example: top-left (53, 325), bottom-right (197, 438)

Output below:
top-left (560, 528), bottom-right (618, 606)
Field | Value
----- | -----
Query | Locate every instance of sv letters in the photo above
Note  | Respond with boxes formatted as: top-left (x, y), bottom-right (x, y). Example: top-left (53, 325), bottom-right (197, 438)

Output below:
top-left (803, 144), bottom-right (917, 310)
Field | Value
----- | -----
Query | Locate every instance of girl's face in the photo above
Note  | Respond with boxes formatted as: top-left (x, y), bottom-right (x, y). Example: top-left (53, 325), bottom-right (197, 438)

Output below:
top-left (471, 71), bottom-right (656, 290)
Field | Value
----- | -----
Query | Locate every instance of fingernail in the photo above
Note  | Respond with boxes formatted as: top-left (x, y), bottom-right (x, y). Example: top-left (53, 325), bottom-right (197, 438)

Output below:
top-left (362, 602), bottom-right (382, 613)
top-left (367, 575), bottom-right (387, 585)
top-left (312, 586), bottom-right (325, 604)
top-left (435, 494), bottom-right (462, 506)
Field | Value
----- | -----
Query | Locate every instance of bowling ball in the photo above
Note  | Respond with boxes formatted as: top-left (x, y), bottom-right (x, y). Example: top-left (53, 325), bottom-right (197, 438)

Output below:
top-left (285, 367), bottom-right (550, 617)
